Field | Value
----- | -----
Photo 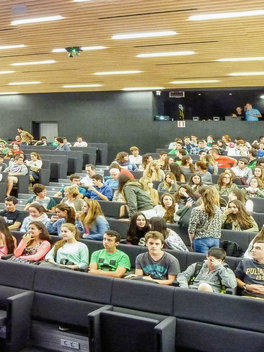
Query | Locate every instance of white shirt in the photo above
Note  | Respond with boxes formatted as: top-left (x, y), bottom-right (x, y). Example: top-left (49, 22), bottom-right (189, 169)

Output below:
top-left (73, 141), bottom-right (88, 147)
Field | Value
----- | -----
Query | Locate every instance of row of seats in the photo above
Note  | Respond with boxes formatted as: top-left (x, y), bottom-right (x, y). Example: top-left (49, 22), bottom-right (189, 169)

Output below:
top-left (0, 259), bottom-right (263, 352)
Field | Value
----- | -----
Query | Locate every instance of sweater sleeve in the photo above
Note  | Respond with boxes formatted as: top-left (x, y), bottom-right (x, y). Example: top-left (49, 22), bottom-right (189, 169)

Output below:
top-left (124, 187), bottom-right (138, 217)
top-left (19, 241), bottom-right (51, 261)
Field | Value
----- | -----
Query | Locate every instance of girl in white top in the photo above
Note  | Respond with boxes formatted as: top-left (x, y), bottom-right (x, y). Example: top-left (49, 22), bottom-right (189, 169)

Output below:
top-left (45, 223), bottom-right (89, 270)
top-left (143, 193), bottom-right (178, 223)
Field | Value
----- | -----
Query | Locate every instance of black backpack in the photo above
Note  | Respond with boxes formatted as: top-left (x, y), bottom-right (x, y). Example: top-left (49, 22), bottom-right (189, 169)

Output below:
top-left (220, 240), bottom-right (244, 257)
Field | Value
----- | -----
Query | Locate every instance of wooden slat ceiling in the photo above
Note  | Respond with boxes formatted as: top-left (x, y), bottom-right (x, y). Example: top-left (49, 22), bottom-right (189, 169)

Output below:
top-left (0, 0), bottom-right (263, 94)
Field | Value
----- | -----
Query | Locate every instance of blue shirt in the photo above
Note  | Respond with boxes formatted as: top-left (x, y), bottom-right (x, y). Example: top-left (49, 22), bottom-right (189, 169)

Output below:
top-left (245, 108), bottom-right (260, 122)
top-left (85, 184), bottom-right (113, 201)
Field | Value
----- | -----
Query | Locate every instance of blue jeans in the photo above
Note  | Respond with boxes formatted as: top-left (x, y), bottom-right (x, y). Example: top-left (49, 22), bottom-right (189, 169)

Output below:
top-left (193, 237), bottom-right (220, 254)
top-left (86, 233), bottom-right (103, 241)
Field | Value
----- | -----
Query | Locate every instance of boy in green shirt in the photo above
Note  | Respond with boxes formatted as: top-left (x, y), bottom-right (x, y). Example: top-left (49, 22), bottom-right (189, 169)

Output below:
top-left (89, 230), bottom-right (131, 278)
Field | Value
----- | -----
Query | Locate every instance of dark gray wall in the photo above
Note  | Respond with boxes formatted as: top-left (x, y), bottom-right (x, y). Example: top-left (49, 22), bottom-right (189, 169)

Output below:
top-left (0, 91), bottom-right (262, 162)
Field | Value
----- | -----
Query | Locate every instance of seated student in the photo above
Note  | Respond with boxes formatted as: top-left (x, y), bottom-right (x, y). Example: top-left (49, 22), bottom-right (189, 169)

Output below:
top-left (34, 136), bottom-right (48, 146)
top-left (180, 155), bottom-right (195, 175)
top-left (228, 189), bottom-right (254, 213)
top-left (200, 154), bottom-right (218, 175)
top-left (45, 223), bottom-right (89, 270)
top-left (170, 163), bottom-right (186, 182)
top-left (139, 177), bottom-right (159, 205)
top-left (141, 153), bottom-right (153, 170)
top-left (60, 184), bottom-right (85, 212)
top-left (55, 137), bottom-right (71, 151)
top-left (117, 174), bottom-right (154, 218)
top-left (46, 203), bottom-right (82, 235)
top-left (174, 184), bottom-right (197, 217)
top-left (215, 172), bottom-right (239, 196)
top-left (143, 193), bottom-right (179, 223)
top-left (231, 158), bottom-right (252, 184)
top-left (242, 178), bottom-right (264, 198)
top-left (222, 199), bottom-right (259, 232)
top-left (25, 152), bottom-right (43, 182)
top-left (85, 174), bottom-right (113, 201)
top-left (209, 148), bottom-right (237, 168)
top-left (126, 213), bottom-right (150, 246)
top-left (129, 146), bottom-right (142, 169)
top-left (76, 198), bottom-right (109, 240)
top-left (20, 203), bottom-right (49, 233)
top-left (0, 216), bottom-right (17, 258)
top-left (80, 164), bottom-right (96, 188)
top-left (104, 168), bottom-right (120, 191)
top-left (89, 230), bottom-right (131, 278)
top-left (143, 160), bottom-right (165, 182)
top-left (188, 173), bottom-right (204, 195)
top-left (195, 161), bottom-right (212, 184)
top-left (11, 221), bottom-right (51, 263)
top-left (177, 247), bottom-right (237, 293)
top-left (157, 171), bottom-right (178, 193)
top-left (149, 217), bottom-right (188, 252)
top-left (73, 136), bottom-right (88, 148)
top-left (0, 196), bottom-right (25, 230)
top-left (244, 225), bottom-right (264, 259)
top-left (235, 240), bottom-right (264, 298)
top-left (114, 151), bottom-right (137, 171)
top-left (24, 183), bottom-right (56, 212)
top-left (54, 174), bottom-right (86, 198)
top-left (126, 231), bottom-right (180, 285)
top-left (157, 152), bottom-right (168, 170)
top-left (4, 154), bottom-right (28, 196)
top-left (250, 166), bottom-right (264, 184)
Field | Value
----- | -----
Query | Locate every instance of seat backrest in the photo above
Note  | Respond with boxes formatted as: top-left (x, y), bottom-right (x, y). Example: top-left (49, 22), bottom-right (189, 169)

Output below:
top-left (0, 261), bottom-right (36, 290)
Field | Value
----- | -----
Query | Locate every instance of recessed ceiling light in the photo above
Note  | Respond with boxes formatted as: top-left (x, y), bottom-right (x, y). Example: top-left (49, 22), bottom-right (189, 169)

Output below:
top-left (11, 15), bottom-right (64, 25)
top-left (189, 10), bottom-right (264, 21)
top-left (11, 60), bottom-right (56, 66)
top-left (217, 57), bottom-right (264, 62)
top-left (93, 71), bottom-right (142, 75)
top-left (229, 72), bottom-right (264, 76)
top-left (8, 81), bottom-right (42, 85)
top-left (122, 87), bottom-right (165, 91)
top-left (62, 84), bottom-right (103, 88)
top-left (52, 46), bottom-right (107, 53)
top-left (112, 31), bottom-right (177, 40)
top-left (136, 51), bottom-right (195, 58)
top-left (73, 0), bottom-right (92, 2)
top-left (0, 71), bottom-right (15, 74)
top-left (0, 92), bottom-right (19, 95)
top-left (260, 95), bottom-right (264, 99)
top-left (0, 44), bottom-right (26, 50)
top-left (170, 80), bottom-right (220, 84)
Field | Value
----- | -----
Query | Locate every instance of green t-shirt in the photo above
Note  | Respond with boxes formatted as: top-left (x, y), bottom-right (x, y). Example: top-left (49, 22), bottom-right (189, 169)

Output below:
top-left (91, 249), bottom-right (131, 272)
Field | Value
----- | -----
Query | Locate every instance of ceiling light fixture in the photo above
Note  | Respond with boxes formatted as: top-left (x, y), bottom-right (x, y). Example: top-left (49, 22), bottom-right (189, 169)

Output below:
top-left (52, 46), bottom-right (107, 53)
top-left (0, 44), bottom-right (26, 50)
top-left (122, 87), bottom-right (164, 91)
top-left (11, 15), bottom-right (64, 25)
top-left (8, 81), bottom-right (42, 85)
top-left (189, 9), bottom-right (264, 21)
top-left (0, 92), bottom-right (19, 95)
top-left (217, 57), bottom-right (264, 62)
top-left (0, 71), bottom-right (15, 74)
top-left (170, 79), bottom-right (220, 84)
top-left (11, 60), bottom-right (56, 66)
top-left (260, 95), bottom-right (264, 99)
top-left (73, 0), bottom-right (92, 2)
top-left (137, 51), bottom-right (195, 58)
top-left (229, 72), bottom-right (264, 76)
top-left (112, 31), bottom-right (177, 40)
top-left (93, 71), bottom-right (142, 75)
top-left (62, 84), bottom-right (103, 88)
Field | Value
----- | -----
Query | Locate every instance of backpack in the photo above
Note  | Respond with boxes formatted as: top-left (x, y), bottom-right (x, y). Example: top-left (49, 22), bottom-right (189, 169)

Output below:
top-left (220, 240), bottom-right (244, 257)
top-left (188, 262), bottom-right (226, 294)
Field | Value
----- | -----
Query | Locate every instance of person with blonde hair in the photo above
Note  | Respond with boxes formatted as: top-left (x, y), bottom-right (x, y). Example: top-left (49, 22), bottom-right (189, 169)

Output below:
top-left (139, 177), bottom-right (159, 205)
top-left (189, 186), bottom-right (222, 253)
top-left (76, 198), bottom-right (109, 240)
top-left (60, 184), bottom-right (84, 212)
top-left (222, 200), bottom-right (259, 232)
top-left (25, 152), bottom-right (42, 182)
top-left (143, 160), bottom-right (165, 181)
top-left (45, 223), bottom-right (89, 270)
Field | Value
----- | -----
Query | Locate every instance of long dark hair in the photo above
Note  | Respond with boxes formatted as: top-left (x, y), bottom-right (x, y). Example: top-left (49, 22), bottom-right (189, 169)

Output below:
top-left (170, 163), bottom-right (186, 182)
top-left (56, 203), bottom-right (76, 224)
top-left (149, 217), bottom-right (169, 238)
top-left (0, 216), bottom-right (15, 254)
top-left (118, 174), bottom-right (132, 193)
top-left (27, 221), bottom-right (52, 246)
top-left (126, 213), bottom-right (150, 245)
